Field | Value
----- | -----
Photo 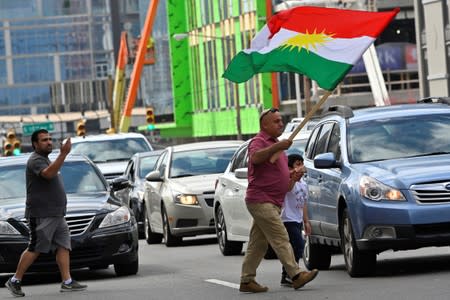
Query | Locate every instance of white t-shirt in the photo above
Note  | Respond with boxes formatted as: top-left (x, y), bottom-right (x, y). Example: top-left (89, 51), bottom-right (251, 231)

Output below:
top-left (281, 179), bottom-right (308, 223)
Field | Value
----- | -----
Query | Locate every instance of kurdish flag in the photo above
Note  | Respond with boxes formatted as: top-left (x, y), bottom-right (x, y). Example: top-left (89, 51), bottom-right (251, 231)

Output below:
top-left (223, 6), bottom-right (399, 91)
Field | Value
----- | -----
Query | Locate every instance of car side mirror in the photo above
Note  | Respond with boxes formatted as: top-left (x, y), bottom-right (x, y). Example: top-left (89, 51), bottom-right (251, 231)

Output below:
top-left (235, 167), bottom-right (248, 179)
top-left (110, 176), bottom-right (130, 191)
top-left (145, 170), bottom-right (163, 182)
top-left (314, 152), bottom-right (341, 169)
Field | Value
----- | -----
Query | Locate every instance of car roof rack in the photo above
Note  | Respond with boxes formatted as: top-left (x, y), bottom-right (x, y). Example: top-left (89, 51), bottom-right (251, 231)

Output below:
top-left (417, 97), bottom-right (450, 105)
top-left (321, 105), bottom-right (354, 118)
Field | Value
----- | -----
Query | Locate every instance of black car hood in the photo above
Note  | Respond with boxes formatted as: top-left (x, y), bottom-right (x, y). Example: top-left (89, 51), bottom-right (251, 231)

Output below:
top-left (0, 192), bottom-right (120, 220)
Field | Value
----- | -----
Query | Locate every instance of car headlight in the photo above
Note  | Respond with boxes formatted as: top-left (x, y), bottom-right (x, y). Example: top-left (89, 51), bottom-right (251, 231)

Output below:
top-left (175, 194), bottom-right (199, 205)
top-left (0, 221), bottom-right (20, 235)
top-left (359, 175), bottom-right (405, 201)
top-left (99, 206), bottom-right (131, 228)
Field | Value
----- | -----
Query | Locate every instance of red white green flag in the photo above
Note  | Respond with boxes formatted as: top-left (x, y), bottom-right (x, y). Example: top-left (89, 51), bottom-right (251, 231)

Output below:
top-left (223, 6), bottom-right (399, 91)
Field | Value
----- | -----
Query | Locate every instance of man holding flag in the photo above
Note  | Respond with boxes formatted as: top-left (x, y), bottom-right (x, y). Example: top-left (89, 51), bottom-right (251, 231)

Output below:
top-left (223, 5), bottom-right (399, 294)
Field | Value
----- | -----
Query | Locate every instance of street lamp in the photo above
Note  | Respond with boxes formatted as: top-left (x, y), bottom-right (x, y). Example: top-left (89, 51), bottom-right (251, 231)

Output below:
top-left (172, 32), bottom-right (242, 140)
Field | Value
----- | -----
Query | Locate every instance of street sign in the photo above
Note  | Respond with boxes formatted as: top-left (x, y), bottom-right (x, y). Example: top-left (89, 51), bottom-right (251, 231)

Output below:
top-left (22, 122), bottom-right (55, 136)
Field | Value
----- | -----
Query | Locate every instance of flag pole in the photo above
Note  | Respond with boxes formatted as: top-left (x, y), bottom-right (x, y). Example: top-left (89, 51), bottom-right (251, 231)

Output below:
top-left (270, 90), bottom-right (333, 163)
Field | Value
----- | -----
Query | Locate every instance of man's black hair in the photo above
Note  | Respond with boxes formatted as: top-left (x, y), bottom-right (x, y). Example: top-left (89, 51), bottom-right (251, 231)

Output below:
top-left (287, 153), bottom-right (303, 168)
top-left (31, 129), bottom-right (49, 149)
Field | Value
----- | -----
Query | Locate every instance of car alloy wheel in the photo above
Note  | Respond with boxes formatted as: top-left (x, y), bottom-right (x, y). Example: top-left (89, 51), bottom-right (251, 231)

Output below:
top-left (144, 209), bottom-right (162, 244)
top-left (214, 204), bottom-right (243, 256)
top-left (341, 208), bottom-right (376, 277)
top-left (162, 207), bottom-right (182, 247)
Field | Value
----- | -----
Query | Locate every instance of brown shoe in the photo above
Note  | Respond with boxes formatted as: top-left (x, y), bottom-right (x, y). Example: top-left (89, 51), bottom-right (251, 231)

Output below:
top-left (239, 280), bottom-right (269, 293)
top-left (292, 269), bottom-right (319, 289)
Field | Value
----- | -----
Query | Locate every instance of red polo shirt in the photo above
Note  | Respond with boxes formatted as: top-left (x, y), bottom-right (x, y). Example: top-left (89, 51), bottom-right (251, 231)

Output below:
top-left (245, 131), bottom-right (290, 207)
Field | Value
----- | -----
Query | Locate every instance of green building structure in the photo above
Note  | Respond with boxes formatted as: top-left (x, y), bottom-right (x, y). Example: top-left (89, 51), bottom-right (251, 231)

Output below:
top-left (157, 0), bottom-right (274, 139)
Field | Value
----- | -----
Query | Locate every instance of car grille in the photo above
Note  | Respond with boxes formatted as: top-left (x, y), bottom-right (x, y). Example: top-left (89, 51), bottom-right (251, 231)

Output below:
top-left (411, 181), bottom-right (450, 204)
top-left (21, 214), bottom-right (95, 236)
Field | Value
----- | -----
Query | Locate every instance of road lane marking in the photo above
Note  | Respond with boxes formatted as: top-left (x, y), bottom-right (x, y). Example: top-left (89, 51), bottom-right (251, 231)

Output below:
top-left (205, 279), bottom-right (239, 289)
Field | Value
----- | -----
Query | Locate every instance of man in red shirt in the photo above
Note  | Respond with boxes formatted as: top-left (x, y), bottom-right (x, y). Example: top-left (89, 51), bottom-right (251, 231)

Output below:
top-left (239, 108), bottom-right (318, 293)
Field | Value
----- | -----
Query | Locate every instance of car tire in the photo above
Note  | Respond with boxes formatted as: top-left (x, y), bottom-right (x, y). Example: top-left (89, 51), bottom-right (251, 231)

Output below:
top-left (215, 204), bottom-right (243, 256)
top-left (341, 208), bottom-right (376, 277)
top-left (145, 209), bottom-right (163, 244)
top-left (137, 200), bottom-right (146, 239)
top-left (162, 207), bottom-right (182, 247)
top-left (302, 235), bottom-right (332, 270)
top-left (114, 257), bottom-right (139, 276)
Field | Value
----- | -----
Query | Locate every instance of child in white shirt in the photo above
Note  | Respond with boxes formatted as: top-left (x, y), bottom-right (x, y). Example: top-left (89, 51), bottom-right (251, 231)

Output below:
top-left (280, 153), bottom-right (311, 286)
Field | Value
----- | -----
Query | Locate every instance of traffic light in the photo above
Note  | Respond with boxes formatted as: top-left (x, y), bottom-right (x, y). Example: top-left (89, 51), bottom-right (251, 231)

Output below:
top-left (146, 107), bottom-right (155, 130)
top-left (3, 129), bottom-right (20, 156)
top-left (76, 120), bottom-right (86, 136)
top-left (12, 136), bottom-right (21, 156)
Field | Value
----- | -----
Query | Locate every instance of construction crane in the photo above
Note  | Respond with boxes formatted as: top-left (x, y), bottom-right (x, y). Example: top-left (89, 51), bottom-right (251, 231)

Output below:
top-left (109, 0), bottom-right (159, 133)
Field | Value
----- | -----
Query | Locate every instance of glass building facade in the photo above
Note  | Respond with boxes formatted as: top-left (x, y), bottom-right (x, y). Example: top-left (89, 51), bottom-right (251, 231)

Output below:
top-left (0, 0), bottom-right (115, 116)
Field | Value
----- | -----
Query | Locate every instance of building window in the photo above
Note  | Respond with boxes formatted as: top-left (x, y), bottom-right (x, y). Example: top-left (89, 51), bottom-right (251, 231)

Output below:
top-left (240, 0), bottom-right (255, 14)
top-left (13, 57), bottom-right (55, 83)
top-left (0, 59), bottom-right (6, 84)
top-left (191, 45), bottom-right (203, 111)
top-left (60, 54), bottom-right (92, 80)
top-left (95, 62), bottom-right (109, 78)
top-left (0, 30), bottom-right (4, 56)
top-left (223, 35), bottom-right (237, 108)
top-left (219, 0), bottom-right (233, 20)
top-left (205, 40), bottom-right (219, 110)
top-left (201, 0), bottom-right (214, 25)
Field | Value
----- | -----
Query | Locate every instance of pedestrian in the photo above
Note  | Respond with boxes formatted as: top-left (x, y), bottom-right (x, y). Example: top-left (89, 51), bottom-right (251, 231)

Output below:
top-left (280, 154), bottom-right (311, 286)
top-left (239, 108), bottom-right (318, 293)
top-left (5, 129), bottom-right (87, 297)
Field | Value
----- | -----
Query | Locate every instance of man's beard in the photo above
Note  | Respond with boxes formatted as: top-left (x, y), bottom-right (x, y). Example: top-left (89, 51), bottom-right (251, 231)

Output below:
top-left (39, 146), bottom-right (52, 156)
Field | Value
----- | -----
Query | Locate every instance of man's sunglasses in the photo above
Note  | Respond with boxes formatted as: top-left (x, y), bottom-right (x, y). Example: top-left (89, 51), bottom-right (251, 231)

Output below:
top-left (259, 108), bottom-right (279, 122)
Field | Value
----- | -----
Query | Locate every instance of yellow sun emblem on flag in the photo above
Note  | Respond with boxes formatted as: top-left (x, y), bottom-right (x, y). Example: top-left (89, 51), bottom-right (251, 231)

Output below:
top-left (281, 29), bottom-right (334, 52)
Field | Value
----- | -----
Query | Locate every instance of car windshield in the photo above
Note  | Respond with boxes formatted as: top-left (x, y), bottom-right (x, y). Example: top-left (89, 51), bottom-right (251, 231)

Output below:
top-left (139, 155), bottom-right (160, 178)
top-left (348, 114), bottom-right (450, 163)
top-left (71, 138), bottom-right (151, 163)
top-left (170, 147), bottom-right (237, 178)
top-left (0, 161), bottom-right (107, 199)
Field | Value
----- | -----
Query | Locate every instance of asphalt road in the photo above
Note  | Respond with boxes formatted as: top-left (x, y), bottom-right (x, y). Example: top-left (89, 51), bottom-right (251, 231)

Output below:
top-left (2, 235), bottom-right (450, 300)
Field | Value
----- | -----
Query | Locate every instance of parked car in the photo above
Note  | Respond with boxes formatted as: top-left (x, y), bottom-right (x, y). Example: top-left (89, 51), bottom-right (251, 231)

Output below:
top-left (302, 102), bottom-right (450, 277)
top-left (282, 117), bottom-right (318, 136)
top-left (213, 132), bottom-right (311, 256)
top-left (115, 150), bottom-right (163, 238)
top-left (0, 153), bottom-right (139, 276)
top-left (143, 140), bottom-right (243, 246)
top-left (70, 132), bottom-right (153, 180)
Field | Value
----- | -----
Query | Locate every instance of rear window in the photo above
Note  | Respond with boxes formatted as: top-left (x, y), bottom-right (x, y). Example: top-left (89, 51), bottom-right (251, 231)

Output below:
top-left (170, 147), bottom-right (237, 178)
top-left (72, 138), bottom-right (152, 163)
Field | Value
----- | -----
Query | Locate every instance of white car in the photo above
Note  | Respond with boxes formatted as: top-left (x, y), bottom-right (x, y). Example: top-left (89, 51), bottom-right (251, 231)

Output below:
top-left (143, 140), bottom-right (243, 247)
top-left (70, 132), bottom-right (153, 180)
top-left (282, 117), bottom-right (318, 138)
top-left (213, 133), bottom-right (311, 255)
